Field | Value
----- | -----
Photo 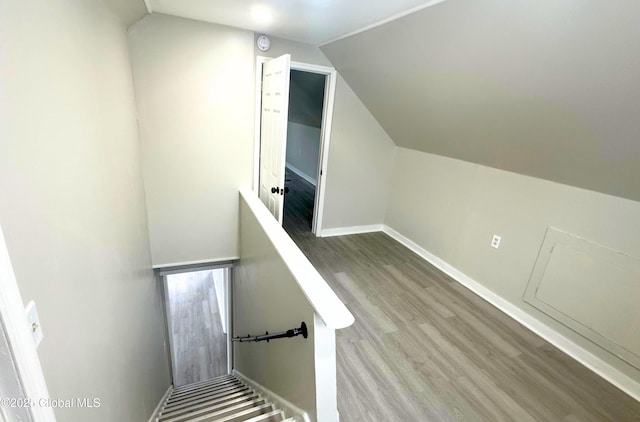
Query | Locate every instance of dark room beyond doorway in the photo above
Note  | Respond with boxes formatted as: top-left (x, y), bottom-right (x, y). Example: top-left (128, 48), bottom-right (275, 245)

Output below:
top-left (283, 69), bottom-right (326, 237)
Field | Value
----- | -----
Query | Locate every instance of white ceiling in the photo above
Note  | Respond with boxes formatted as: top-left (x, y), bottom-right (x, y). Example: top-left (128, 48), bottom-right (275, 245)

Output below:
top-left (147, 0), bottom-right (445, 45)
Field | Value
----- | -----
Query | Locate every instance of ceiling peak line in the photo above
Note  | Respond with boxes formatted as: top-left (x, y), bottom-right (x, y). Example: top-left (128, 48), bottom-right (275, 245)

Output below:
top-left (317, 0), bottom-right (450, 47)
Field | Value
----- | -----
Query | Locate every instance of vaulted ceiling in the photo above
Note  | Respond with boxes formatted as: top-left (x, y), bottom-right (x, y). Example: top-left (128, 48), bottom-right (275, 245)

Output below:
top-left (321, 0), bottom-right (640, 201)
top-left (115, 0), bottom-right (640, 201)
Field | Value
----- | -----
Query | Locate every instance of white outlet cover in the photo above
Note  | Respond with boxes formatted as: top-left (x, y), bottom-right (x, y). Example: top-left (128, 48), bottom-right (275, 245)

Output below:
top-left (25, 301), bottom-right (43, 348)
top-left (491, 235), bottom-right (502, 249)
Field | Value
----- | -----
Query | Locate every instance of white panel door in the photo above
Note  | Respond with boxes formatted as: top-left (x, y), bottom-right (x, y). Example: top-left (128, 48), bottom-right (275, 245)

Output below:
top-left (259, 54), bottom-right (291, 224)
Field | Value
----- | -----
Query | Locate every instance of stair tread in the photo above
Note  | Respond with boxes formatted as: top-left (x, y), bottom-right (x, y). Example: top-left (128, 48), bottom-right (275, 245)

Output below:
top-left (159, 394), bottom-right (261, 421)
top-left (163, 399), bottom-right (268, 422)
top-left (170, 380), bottom-right (242, 400)
top-left (241, 409), bottom-right (284, 422)
top-left (203, 403), bottom-right (273, 422)
top-left (166, 384), bottom-right (245, 407)
top-left (164, 387), bottom-right (251, 412)
top-left (173, 375), bottom-right (234, 392)
top-left (161, 390), bottom-right (256, 417)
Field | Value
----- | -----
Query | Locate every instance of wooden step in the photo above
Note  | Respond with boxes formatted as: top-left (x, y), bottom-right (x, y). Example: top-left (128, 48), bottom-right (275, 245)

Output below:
top-left (170, 379), bottom-right (241, 401)
top-left (163, 386), bottom-right (252, 412)
top-left (166, 383), bottom-right (245, 406)
top-left (242, 409), bottom-right (286, 422)
top-left (181, 402), bottom-right (273, 422)
top-left (159, 393), bottom-right (261, 421)
top-left (160, 390), bottom-right (256, 418)
top-left (173, 375), bottom-right (235, 394)
top-left (158, 376), bottom-right (295, 422)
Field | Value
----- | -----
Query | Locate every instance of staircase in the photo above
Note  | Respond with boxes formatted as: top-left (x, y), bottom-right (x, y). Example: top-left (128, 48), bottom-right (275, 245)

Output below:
top-left (154, 374), bottom-right (298, 422)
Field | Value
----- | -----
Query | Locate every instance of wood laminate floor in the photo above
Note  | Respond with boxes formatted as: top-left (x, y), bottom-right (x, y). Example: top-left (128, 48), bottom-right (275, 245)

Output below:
top-left (283, 167), bottom-right (315, 234)
top-left (283, 170), bottom-right (640, 421)
top-left (166, 270), bottom-right (228, 387)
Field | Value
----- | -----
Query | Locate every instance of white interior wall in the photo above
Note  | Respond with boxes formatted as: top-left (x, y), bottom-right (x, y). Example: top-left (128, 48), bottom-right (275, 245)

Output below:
top-left (128, 13), bottom-right (255, 267)
top-left (127, 13), bottom-right (396, 268)
top-left (235, 196), bottom-right (320, 420)
top-left (212, 268), bottom-right (227, 333)
top-left (286, 122), bottom-right (322, 185)
top-left (385, 147), bottom-right (640, 386)
top-left (0, 1), bottom-right (171, 421)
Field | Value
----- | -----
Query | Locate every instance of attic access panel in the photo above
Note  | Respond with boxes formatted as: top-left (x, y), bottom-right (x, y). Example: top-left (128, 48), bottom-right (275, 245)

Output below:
top-left (524, 227), bottom-right (640, 370)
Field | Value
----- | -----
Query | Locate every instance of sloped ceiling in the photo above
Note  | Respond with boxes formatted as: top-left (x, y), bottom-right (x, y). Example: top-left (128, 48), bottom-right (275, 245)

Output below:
top-left (288, 70), bottom-right (325, 128)
top-left (321, 0), bottom-right (640, 201)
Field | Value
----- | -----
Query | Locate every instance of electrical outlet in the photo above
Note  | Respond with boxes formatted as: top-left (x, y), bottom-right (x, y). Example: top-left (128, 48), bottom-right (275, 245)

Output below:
top-left (491, 235), bottom-right (501, 249)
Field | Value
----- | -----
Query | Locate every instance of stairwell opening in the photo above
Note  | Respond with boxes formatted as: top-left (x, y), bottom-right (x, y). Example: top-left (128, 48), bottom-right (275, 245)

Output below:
top-left (160, 265), bottom-right (233, 388)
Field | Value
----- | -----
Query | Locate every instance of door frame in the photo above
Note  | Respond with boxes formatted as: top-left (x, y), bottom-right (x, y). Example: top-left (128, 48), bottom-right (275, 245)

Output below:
top-left (0, 226), bottom-right (55, 421)
top-left (160, 265), bottom-right (234, 386)
top-left (253, 56), bottom-right (337, 236)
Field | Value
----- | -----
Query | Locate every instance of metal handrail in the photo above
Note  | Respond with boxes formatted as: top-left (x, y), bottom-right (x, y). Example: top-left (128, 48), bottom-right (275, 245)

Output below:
top-left (232, 322), bottom-right (308, 343)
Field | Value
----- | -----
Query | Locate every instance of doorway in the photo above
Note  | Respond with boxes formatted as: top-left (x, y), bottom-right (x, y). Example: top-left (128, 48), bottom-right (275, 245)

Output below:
top-left (163, 267), bottom-right (231, 387)
top-left (254, 56), bottom-right (337, 236)
top-left (282, 70), bottom-right (326, 236)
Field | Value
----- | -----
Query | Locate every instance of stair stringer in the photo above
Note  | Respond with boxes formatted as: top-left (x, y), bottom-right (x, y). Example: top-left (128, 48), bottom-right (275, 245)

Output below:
top-left (148, 385), bottom-right (173, 422)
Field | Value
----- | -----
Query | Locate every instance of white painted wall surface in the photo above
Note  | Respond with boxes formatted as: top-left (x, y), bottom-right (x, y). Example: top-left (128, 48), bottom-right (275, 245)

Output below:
top-left (286, 122), bottom-right (321, 185)
top-left (212, 269), bottom-right (227, 334)
top-left (0, 1), bottom-right (170, 421)
top-left (385, 147), bottom-right (640, 383)
top-left (128, 14), bottom-right (255, 266)
top-left (259, 36), bottom-right (396, 230)
top-left (236, 194), bottom-right (341, 421)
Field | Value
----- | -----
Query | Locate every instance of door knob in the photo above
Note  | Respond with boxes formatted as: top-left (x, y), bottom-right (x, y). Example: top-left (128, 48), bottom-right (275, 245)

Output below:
top-left (271, 187), bottom-right (280, 194)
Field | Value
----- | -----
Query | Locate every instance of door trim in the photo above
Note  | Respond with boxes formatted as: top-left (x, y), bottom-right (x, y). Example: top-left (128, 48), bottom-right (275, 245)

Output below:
top-left (0, 226), bottom-right (55, 421)
top-left (253, 56), bottom-right (337, 236)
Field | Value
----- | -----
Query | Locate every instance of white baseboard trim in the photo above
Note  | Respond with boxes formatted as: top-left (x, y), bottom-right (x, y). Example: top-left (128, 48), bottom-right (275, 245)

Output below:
top-left (147, 385), bottom-right (172, 422)
top-left (382, 224), bottom-right (640, 403)
top-left (233, 370), bottom-right (311, 422)
top-left (286, 163), bottom-right (317, 187)
top-left (320, 224), bottom-right (383, 238)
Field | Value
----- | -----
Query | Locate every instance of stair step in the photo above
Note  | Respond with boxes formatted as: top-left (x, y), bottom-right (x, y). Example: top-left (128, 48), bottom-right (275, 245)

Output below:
top-left (158, 376), bottom-right (296, 422)
top-left (167, 382), bottom-right (244, 406)
top-left (206, 403), bottom-right (274, 422)
top-left (170, 379), bottom-right (241, 401)
top-left (159, 394), bottom-right (261, 421)
top-left (173, 402), bottom-right (272, 422)
top-left (163, 386), bottom-right (252, 411)
top-left (242, 409), bottom-right (285, 422)
top-left (173, 375), bottom-right (235, 393)
top-left (160, 390), bottom-right (256, 417)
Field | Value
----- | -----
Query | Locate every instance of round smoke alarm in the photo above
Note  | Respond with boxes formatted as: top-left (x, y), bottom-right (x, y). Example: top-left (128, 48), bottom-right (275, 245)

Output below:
top-left (256, 35), bottom-right (271, 52)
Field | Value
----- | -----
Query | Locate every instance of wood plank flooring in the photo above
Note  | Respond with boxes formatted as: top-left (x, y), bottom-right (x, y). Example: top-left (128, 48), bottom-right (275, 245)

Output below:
top-left (283, 167), bottom-right (315, 233)
top-left (283, 170), bottom-right (640, 421)
top-left (166, 270), bottom-right (228, 387)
